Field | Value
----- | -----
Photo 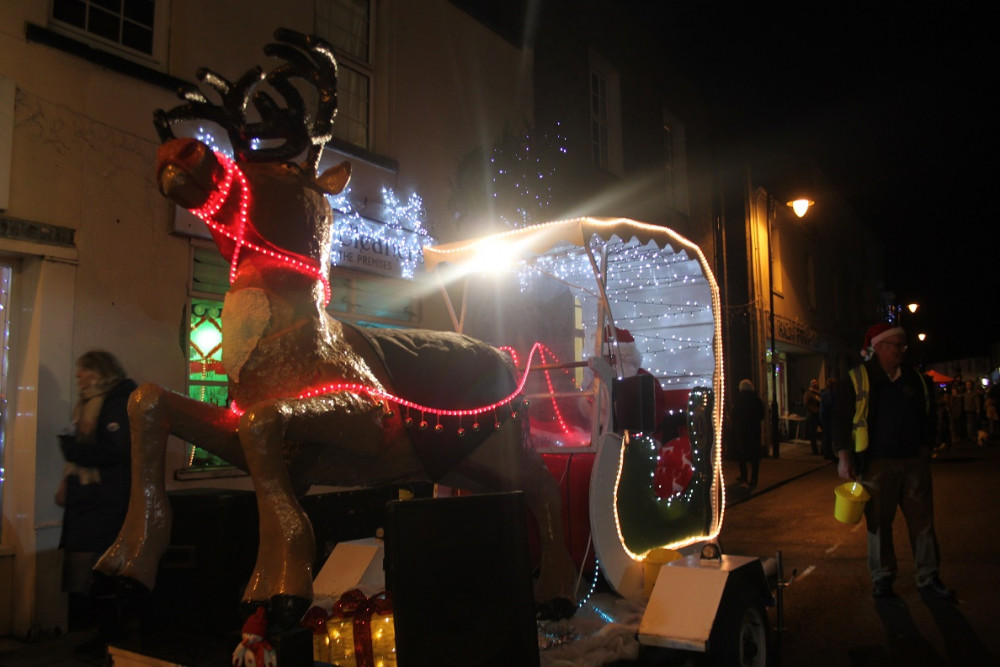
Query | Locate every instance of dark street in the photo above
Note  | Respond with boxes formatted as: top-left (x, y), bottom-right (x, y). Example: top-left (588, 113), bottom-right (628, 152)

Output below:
top-left (719, 442), bottom-right (1000, 666)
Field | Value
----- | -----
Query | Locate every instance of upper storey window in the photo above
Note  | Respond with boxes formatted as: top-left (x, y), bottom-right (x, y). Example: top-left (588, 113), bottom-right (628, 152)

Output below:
top-left (588, 49), bottom-right (623, 176)
top-left (50, 0), bottom-right (168, 65)
top-left (316, 0), bottom-right (373, 149)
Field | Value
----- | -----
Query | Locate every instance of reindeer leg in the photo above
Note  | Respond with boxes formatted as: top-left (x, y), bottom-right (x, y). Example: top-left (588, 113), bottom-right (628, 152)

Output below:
top-left (237, 401), bottom-right (318, 627)
top-left (237, 395), bottom-right (414, 628)
top-left (440, 419), bottom-right (578, 607)
top-left (96, 383), bottom-right (241, 590)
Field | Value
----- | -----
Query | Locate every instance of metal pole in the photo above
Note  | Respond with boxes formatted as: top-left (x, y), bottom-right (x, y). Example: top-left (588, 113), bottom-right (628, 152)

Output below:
top-left (767, 195), bottom-right (780, 458)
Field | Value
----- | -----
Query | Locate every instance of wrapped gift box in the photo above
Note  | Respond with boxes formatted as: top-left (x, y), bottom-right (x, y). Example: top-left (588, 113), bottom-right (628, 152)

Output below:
top-left (307, 589), bottom-right (396, 667)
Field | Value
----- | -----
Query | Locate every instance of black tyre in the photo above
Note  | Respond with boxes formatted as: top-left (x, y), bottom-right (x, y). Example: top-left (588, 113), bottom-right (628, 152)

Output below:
top-left (707, 585), bottom-right (771, 667)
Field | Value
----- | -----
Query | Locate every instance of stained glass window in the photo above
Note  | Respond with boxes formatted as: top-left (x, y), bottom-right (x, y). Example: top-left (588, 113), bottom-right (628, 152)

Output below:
top-left (186, 297), bottom-right (230, 468)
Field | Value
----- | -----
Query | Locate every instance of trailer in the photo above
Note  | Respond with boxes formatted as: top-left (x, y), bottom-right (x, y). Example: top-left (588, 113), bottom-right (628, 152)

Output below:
top-left (423, 217), bottom-right (778, 666)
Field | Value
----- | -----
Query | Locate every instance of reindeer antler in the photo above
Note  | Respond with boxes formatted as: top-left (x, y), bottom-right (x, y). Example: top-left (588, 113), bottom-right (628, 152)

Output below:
top-left (153, 28), bottom-right (338, 174)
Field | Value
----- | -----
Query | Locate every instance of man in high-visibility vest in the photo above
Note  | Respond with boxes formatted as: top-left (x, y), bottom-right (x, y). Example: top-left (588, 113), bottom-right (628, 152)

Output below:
top-left (833, 322), bottom-right (954, 600)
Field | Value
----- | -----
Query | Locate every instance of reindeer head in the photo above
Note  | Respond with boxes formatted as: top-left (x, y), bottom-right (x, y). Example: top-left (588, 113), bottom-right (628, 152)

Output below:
top-left (154, 28), bottom-right (351, 302)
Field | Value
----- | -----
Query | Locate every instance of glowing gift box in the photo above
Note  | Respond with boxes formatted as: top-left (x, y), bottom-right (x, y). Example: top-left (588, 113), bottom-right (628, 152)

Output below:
top-left (306, 589), bottom-right (396, 667)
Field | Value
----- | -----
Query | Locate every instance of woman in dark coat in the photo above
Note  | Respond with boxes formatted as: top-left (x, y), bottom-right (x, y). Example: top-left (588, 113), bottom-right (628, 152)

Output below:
top-left (731, 378), bottom-right (765, 487)
top-left (58, 350), bottom-right (137, 632)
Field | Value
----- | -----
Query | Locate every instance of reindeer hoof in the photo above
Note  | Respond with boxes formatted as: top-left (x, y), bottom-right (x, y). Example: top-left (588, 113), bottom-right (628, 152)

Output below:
top-left (535, 597), bottom-right (576, 621)
top-left (269, 594), bottom-right (312, 630)
top-left (111, 576), bottom-right (151, 635)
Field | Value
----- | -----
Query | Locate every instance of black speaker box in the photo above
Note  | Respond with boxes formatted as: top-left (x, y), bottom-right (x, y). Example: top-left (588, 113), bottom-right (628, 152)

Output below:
top-left (613, 373), bottom-right (656, 433)
top-left (385, 492), bottom-right (540, 667)
top-left (146, 489), bottom-right (260, 635)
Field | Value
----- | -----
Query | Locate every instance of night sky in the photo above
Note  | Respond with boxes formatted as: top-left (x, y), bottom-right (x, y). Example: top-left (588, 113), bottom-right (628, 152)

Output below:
top-left (642, 3), bottom-right (995, 364)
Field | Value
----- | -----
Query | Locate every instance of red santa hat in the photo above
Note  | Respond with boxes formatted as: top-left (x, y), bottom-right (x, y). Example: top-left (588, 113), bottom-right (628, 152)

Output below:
top-left (604, 325), bottom-right (634, 343)
top-left (242, 606), bottom-right (269, 637)
top-left (861, 323), bottom-right (905, 357)
top-left (615, 327), bottom-right (634, 343)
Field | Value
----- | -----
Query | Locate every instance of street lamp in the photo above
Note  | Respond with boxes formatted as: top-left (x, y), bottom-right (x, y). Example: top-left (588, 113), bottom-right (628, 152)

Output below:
top-left (787, 198), bottom-right (813, 218)
top-left (765, 195), bottom-right (812, 459)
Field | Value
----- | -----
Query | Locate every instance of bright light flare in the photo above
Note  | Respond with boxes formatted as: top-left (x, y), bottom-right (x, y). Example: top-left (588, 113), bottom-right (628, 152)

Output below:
top-left (787, 199), bottom-right (814, 217)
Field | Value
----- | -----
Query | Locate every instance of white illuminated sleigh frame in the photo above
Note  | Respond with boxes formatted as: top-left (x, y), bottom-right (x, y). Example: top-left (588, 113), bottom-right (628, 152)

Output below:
top-left (423, 216), bottom-right (726, 598)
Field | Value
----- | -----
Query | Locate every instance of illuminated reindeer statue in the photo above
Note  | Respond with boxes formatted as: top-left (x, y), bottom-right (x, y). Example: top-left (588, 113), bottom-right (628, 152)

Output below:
top-left (95, 29), bottom-right (576, 626)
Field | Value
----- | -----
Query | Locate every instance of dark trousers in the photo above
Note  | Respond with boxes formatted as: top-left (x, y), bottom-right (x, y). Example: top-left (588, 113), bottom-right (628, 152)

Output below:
top-left (738, 460), bottom-right (759, 486)
top-left (861, 450), bottom-right (941, 586)
top-left (806, 413), bottom-right (820, 453)
top-left (820, 419), bottom-right (834, 458)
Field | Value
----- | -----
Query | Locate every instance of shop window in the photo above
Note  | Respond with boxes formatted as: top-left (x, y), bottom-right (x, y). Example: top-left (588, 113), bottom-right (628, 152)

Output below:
top-left (316, 0), bottom-right (373, 149)
top-left (328, 273), bottom-right (420, 326)
top-left (50, 0), bottom-right (169, 65)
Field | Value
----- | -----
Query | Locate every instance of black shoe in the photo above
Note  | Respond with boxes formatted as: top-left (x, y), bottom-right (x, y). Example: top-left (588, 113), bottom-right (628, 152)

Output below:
top-left (918, 576), bottom-right (955, 599)
top-left (872, 579), bottom-right (896, 598)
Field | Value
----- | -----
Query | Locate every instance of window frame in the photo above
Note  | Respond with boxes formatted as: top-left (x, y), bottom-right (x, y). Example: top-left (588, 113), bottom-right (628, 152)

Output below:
top-left (48, 0), bottom-right (171, 69)
top-left (315, 0), bottom-right (375, 150)
top-left (588, 48), bottom-right (623, 177)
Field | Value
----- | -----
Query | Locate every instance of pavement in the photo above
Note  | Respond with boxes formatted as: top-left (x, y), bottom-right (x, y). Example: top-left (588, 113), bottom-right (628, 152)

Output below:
top-left (0, 439), bottom-right (831, 667)
top-left (722, 439), bottom-right (836, 506)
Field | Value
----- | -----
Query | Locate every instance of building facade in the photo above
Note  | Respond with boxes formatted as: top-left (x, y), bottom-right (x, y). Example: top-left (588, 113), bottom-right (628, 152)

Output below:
top-left (0, 0), bottom-right (537, 636)
top-left (717, 157), bottom-right (886, 452)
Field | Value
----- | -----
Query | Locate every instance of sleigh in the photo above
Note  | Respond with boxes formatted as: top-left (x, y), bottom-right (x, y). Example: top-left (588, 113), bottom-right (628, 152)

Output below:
top-left (423, 217), bottom-right (724, 595)
top-left (422, 219), bottom-right (775, 662)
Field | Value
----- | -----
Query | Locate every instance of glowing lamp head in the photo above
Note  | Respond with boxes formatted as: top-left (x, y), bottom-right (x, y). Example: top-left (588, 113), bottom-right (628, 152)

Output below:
top-left (907, 303), bottom-right (919, 313)
top-left (786, 199), bottom-right (814, 218)
top-left (474, 239), bottom-right (521, 274)
top-left (917, 333), bottom-right (926, 341)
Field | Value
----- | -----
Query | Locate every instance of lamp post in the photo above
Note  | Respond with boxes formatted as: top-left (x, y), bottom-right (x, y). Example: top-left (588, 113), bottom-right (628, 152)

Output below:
top-left (766, 195), bottom-right (812, 459)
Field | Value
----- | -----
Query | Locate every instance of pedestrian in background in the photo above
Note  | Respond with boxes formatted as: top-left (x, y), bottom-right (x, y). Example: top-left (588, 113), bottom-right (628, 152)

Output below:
top-left (833, 323), bottom-right (952, 600)
top-left (819, 377), bottom-right (837, 461)
top-left (731, 378), bottom-right (765, 488)
top-left (964, 380), bottom-right (982, 445)
top-left (57, 350), bottom-right (137, 636)
top-left (986, 387), bottom-right (999, 439)
top-left (804, 378), bottom-right (822, 454)
top-left (948, 380), bottom-right (965, 446)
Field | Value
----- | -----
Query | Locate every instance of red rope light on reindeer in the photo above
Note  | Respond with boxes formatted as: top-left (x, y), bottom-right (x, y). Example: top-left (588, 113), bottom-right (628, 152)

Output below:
top-left (230, 342), bottom-right (548, 418)
top-left (501, 344), bottom-right (573, 435)
top-left (190, 152), bottom-right (332, 306)
top-left (536, 344), bottom-right (574, 435)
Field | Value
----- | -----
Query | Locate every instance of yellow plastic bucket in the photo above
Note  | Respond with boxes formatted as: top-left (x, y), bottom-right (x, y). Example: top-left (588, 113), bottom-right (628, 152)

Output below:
top-left (834, 481), bottom-right (870, 524)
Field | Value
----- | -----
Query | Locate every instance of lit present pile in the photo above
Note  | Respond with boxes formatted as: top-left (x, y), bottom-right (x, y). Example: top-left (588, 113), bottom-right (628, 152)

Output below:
top-left (303, 589), bottom-right (396, 667)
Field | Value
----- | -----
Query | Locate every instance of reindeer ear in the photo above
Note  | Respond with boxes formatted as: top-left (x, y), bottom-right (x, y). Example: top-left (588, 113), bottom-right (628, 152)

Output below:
top-left (316, 160), bottom-right (352, 196)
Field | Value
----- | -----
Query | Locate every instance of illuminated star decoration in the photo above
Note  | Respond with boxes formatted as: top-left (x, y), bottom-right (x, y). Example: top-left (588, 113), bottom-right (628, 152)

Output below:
top-left (327, 187), bottom-right (433, 279)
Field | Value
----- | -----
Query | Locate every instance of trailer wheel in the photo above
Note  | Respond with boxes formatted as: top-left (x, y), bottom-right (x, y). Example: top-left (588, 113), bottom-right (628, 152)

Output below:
top-left (707, 587), bottom-right (771, 667)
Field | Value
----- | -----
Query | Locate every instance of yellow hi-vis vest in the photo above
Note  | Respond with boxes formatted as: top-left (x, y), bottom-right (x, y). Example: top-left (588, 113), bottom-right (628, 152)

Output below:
top-left (848, 364), bottom-right (931, 453)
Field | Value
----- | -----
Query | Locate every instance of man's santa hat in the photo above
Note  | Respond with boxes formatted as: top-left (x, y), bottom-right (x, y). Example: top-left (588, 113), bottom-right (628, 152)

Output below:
top-left (861, 322), bottom-right (905, 359)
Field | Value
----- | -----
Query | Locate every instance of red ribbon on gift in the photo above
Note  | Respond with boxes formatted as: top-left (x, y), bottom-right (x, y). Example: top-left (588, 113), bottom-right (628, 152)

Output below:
top-left (332, 589), bottom-right (393, 667)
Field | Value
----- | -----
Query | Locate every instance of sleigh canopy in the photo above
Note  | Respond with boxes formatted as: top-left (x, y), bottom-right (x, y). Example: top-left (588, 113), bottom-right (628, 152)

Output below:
top-left (422, 217), bottom-right (725, 577)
